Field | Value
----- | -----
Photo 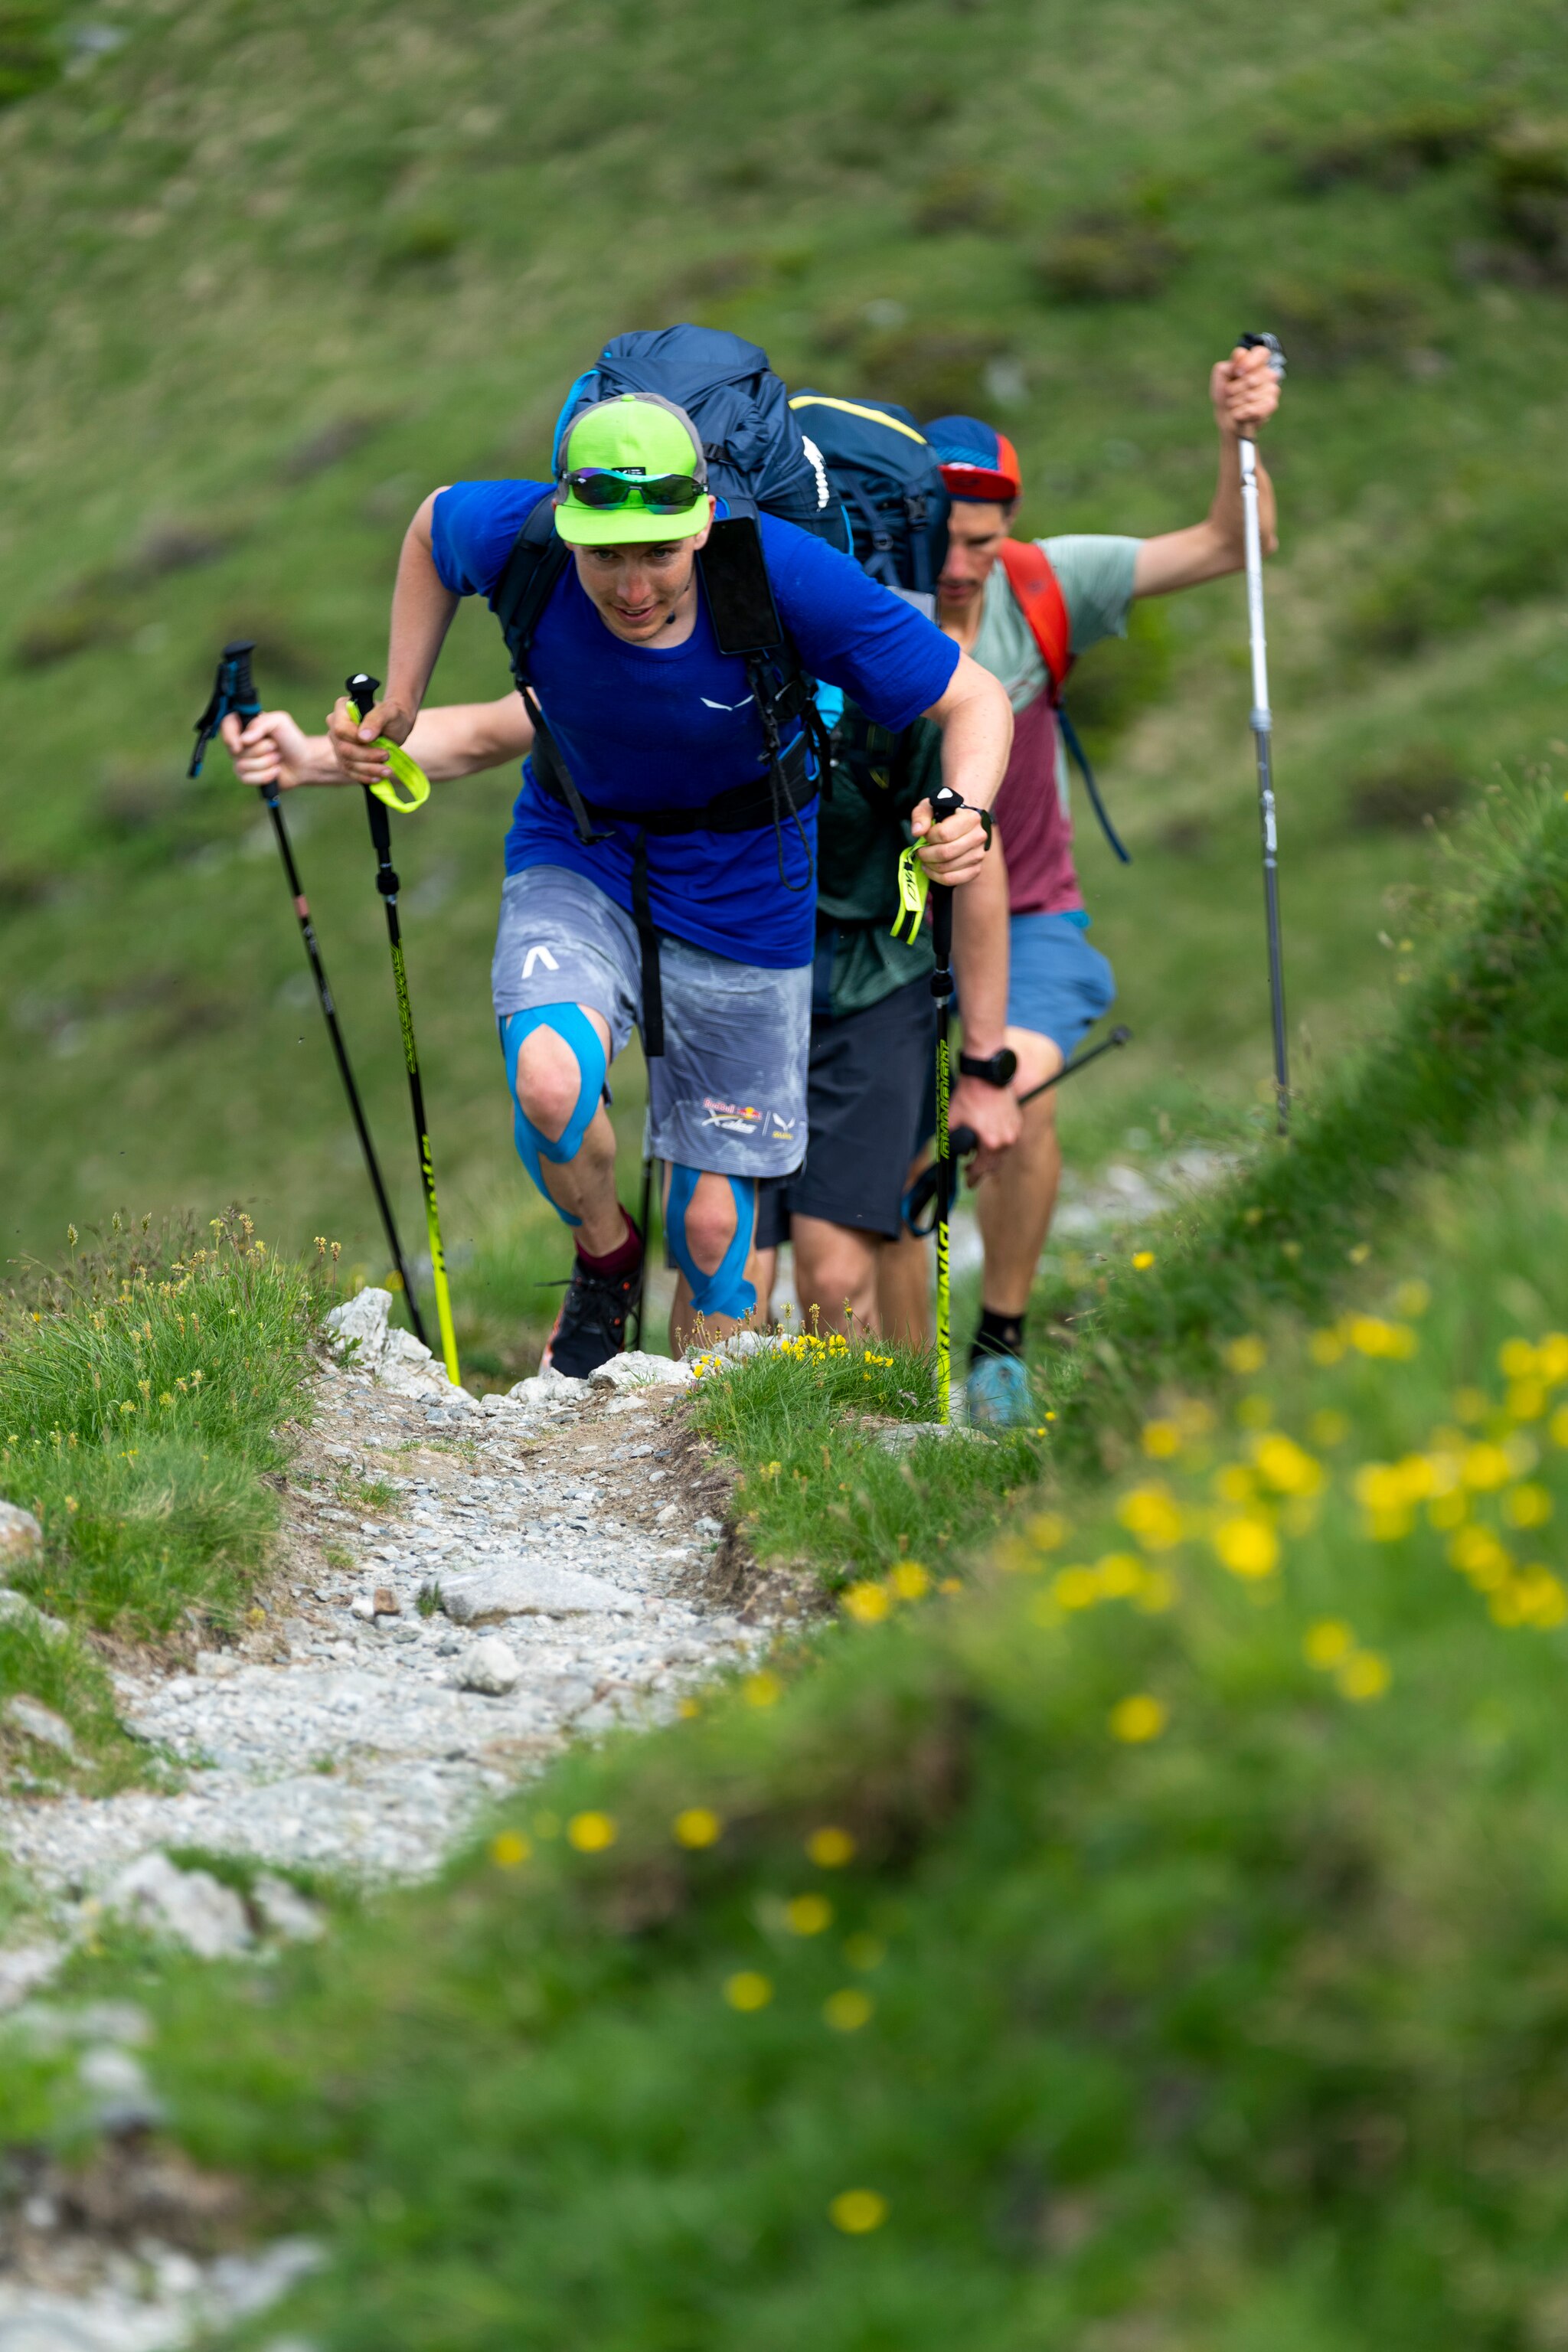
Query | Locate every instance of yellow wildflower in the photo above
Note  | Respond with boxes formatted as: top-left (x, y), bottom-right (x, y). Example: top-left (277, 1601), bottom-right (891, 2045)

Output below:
top-left (842, 1583), bottom-right (892, 1625)
top-left (1096, 1551), bottom-right (1145, 1599)
top-left (1394, 1279), bottom-right (1431, 1318)
top-left (673, 1808), bottom-right (723, 1850)
top-left (888, 1559), bottom-right (931, 1601)
top-left (1141, 1419), bottom-right (1181, 1459)
top-left (1516, 1567), bottom-right (1568, 1628)
top-left (1028, 1511), bottom-right (1068, 1551)
top-left (490, 1831), bottom-right (532, 1869)
top-left (1253, 1432), bottom-right (1325, 1496)
top-left (743, 1670), bottom-right (784, 1704)
top-left (1462, 1442), bottom-right (1511, 1492)
top-left (1507, 1380), bottom-right (1547, 1423)
top-left (1304, 1619), bottom-right (1354, 1668)
top-left (807, 1827), bottom-right (856, 1869)
top-left (567, 1811), bottom-right (617, 1854)
top-left (1538, 1333), bottom-right (1568, 1383)
top-left (1499, 1337), bottom-right (1540, 1380)
top-left (1501, 1483), bottom-right (1553, 1530)
top-left (1117, 1485), bottom-right (1184, 1550)
top-left (1214, 1462), bottom-right (1256, 1505)
top-left (823, 1988), bottom-right (874, 2032)
top-left (1338, 1651), bottom-right (1391, 1701)
top-left (724, 1971), bottom-right (774, 2011)
top-left (786, 1893), bottom-right (834, 1936)
top-left (1132, 1250), bottom-right (1155, 1271)
top-left (1225, 1335), bottom-right (1267, 1375)
top-left (1051, 1566), bottom-right (1101, 1611)
top-left (1348, 1317), bottom-right (1417, 1360)
top-left (1110, 1693), bottom-right (1168, 1743)
top-left (829, 2190), bottom-right (888, 2235)
top-left (1213, 1516), bottom-right (1279, 1579)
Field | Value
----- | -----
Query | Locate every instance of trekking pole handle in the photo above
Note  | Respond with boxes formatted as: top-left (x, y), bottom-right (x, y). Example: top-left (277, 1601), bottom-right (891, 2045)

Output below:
top-left (347, 671), bottom-right (380, 724)
top-left (1236, 331), bottom-right (1286, 386)
top-left (927, 783), bottom-right (962, 982)
top-left (223, 637), bottom-right (260, 718)
top-left (946, 1025), bottom-right (1132, 1158)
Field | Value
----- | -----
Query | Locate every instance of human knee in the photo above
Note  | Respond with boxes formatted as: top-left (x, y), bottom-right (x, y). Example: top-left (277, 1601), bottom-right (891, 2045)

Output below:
top-left (667, 1168), bottom-right (756, 1321)
top-left (498, 1004), bottom-right (609, 1224)
top-left (794, 1226), bottom-right (874, 1312)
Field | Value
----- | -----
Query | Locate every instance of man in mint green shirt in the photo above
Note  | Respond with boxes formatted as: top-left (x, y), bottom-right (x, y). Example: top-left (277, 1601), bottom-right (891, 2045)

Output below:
top-left (880, 347), bottom-right (1284, 1422)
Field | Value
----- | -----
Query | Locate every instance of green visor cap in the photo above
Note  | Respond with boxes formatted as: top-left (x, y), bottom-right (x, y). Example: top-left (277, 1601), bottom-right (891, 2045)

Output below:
top-left (553, 394), bottom-right (711, 546)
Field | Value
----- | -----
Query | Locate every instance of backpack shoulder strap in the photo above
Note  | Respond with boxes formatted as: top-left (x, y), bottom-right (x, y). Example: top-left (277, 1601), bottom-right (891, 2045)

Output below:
top-left (998, 537), bottom-right (1073, 697)
top-left (492, 496), bottom-right (569, 679)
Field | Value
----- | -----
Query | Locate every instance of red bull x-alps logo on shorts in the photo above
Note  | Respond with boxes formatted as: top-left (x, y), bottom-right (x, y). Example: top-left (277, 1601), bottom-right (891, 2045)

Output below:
top-left (701, 1096), bottom-right (798, 1145)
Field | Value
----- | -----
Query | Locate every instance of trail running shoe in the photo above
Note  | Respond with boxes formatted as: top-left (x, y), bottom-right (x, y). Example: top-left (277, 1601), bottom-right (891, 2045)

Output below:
top-left (540, 1243), bottom-right (645, 1379)
top-left (965, 1351), bottom-right (1034, 1429)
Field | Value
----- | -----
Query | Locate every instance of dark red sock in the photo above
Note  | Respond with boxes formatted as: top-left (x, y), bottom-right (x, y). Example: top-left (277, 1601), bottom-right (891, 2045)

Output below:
top-left (576, 1207), bottom-right (642, 1277)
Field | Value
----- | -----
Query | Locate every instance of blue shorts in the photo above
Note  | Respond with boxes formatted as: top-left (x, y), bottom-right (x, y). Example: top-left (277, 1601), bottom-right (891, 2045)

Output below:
top-left (1006, 912), bottom-right (1116, 1057)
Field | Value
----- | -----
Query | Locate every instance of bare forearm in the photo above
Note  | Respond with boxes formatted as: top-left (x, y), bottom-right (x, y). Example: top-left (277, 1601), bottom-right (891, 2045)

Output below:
top-left (383, 495), bottom-right (460, 730)
top-left (952, 842), bottom-right (1010, 1057)
top-left (929, 658), bottom-right (1012, 810)
top-left (405, 695), bottom-right (532, 779)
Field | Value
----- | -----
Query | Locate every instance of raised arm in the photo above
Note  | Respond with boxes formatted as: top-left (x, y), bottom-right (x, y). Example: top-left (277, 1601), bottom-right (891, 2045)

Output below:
top-left (1131, 345), bottom-right (1281, 599)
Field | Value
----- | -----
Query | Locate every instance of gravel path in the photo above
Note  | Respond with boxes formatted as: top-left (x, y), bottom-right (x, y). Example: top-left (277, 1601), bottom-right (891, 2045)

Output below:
top-left (2, 1352), bottom-right (783, 1903)
top-left (0, 1338), bottom-right (797, 2350)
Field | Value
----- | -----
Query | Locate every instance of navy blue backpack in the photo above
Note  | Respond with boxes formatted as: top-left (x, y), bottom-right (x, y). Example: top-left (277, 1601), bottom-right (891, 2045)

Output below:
top-left (553, 327), bottom-right (850, 548)
top-left (787, 392), bottom-right (949, 606)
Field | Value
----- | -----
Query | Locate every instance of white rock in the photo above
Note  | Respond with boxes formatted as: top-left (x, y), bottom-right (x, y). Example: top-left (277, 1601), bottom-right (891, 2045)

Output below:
top-left (349, 1595), bottom-right (376, 1622)
top-left (436, 1558), bottom-right (636, 1622)
top-left (506, 1369), bottom-right (588, 1407)
top-left (3, 1694), bottom-right (76, 1756)
top-left (874, 1422), bottom-right (989, 1455)
top-left (104, 1851), bottom-right (253, 1961)
top-left (456, 1636), bottom-right (521, 1697)
top-left (0, 1942), bottom-right (66, 2011)
top-left (0, 1498), bottom-right (43, 1576)
top-left (588, 1351), bottom-right (694, 1391)
top-left (0, 1589), bottom-right (70, 1642)
top-left (323, 1286), bottom-right (393, 1374)
top-left (252, 1874), bottom-right (325, 1943)
top-left (77, 2042), bottom-right (162, 2129)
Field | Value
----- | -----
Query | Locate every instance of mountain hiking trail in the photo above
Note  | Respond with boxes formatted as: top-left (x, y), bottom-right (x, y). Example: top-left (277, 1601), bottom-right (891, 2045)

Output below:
top-left (0, 1299), bottom-right (808, 2347)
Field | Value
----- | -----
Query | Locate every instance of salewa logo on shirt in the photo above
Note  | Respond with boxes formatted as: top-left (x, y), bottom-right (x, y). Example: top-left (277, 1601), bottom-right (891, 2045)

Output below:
top-left (521, 945), bottom-right (560, 979)
top-left (700, 694), bottom-right (754, 713)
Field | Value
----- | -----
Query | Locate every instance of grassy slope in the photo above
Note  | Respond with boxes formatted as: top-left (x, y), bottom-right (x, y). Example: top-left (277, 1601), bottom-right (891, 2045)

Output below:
top-left (2, 772), bottom-right (1566, 2347)
top-left (0, 1212), bottom-right (321, 1782)
top-left (2, 0), bottom-right (1566, 1380)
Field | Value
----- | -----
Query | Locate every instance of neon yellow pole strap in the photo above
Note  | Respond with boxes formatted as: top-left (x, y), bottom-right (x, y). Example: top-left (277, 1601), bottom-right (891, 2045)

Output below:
top-left (366, 739), bottom-right (432, 814)
top-left (890, 845), bottom-right (929, 942)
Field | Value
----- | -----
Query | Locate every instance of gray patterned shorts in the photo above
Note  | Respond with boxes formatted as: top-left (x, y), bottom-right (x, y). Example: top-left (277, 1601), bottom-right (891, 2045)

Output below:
top-left (492, 864), bottom-right (810, 1178)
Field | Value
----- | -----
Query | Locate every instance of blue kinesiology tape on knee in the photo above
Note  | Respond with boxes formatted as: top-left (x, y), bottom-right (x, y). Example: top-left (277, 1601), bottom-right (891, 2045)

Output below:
top-left (498, 1005), bottom-right (608, 1229)
top-left (666, 1166), bottom-right (757, 1321)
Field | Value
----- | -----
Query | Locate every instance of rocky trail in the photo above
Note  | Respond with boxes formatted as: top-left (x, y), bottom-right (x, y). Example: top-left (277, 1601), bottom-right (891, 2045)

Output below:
top-left (0, 1295), bottom-right (799, 2349)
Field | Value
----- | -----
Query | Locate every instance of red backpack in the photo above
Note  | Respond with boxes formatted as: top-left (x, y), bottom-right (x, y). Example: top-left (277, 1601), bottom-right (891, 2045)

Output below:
top-left (996, 538), bottom-right (1130, 864)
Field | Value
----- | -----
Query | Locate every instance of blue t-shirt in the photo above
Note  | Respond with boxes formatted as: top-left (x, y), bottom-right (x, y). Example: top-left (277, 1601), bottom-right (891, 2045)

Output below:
top-left (431, 482), bottom-right (959, 967)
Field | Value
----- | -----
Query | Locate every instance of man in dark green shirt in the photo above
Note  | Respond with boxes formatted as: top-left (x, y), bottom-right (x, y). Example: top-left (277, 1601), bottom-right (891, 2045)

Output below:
top-left (752, 701), bottom-right (1015, 1331)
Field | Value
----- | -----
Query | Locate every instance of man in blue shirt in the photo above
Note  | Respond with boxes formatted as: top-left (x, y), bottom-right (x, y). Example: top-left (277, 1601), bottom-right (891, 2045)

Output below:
top-left (311, 392), bottom-right (1011, 1373)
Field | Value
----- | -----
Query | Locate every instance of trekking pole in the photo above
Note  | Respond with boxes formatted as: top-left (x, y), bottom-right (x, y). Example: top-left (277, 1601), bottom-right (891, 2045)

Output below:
top-left (927, 783), bottom-right (962, 1425)
top-left (189, 641), bottom-right (427, 1336)
top-left (345, 674), bottom-right (461, 1387)
top-left (902, 1025), bottom-right (1132, 1235)
top-left (1236, 330), bottom-right (1290, 1135)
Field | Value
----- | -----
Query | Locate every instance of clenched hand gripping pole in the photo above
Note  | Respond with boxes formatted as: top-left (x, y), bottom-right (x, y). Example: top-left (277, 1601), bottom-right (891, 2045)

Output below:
top-left (346, 674), bottom-right (460, 1387)
top-left (189, 641), bottom-right (426, 1337)
top-left (1237, 329), bottom-right (1290, 1135)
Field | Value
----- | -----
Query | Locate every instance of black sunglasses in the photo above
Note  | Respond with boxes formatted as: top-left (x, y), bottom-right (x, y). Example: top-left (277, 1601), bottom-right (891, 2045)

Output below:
top-left (555, 467), bottom-right (707, 514)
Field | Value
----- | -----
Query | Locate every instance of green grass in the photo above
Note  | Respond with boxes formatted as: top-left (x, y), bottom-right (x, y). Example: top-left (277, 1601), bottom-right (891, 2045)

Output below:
top-left (0, 1211), bottom-right (321, 1642)
top-left (0, 743), bottom-right (1563, 2346)
top-left (0, 0), bottom-right (1565, 1334)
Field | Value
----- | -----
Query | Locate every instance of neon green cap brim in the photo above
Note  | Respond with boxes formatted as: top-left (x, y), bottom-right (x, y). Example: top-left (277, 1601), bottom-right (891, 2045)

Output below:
top-left (553, 492), bottom-right (711, 547)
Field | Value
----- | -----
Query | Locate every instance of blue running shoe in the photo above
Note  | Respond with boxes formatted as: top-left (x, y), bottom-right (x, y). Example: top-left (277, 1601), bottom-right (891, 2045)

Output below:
top-left (966, 1351), bottom-right (1033, 1428)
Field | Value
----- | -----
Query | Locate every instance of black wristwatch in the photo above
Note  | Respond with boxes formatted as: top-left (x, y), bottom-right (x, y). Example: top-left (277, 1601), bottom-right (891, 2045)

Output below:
top-left (959, 1047), bottom-right (1018, 1088)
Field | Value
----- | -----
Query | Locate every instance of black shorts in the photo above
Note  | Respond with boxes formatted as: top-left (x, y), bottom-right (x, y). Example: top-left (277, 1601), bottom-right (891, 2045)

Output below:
top-left (755, 974), bottom-right (934, 1249)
